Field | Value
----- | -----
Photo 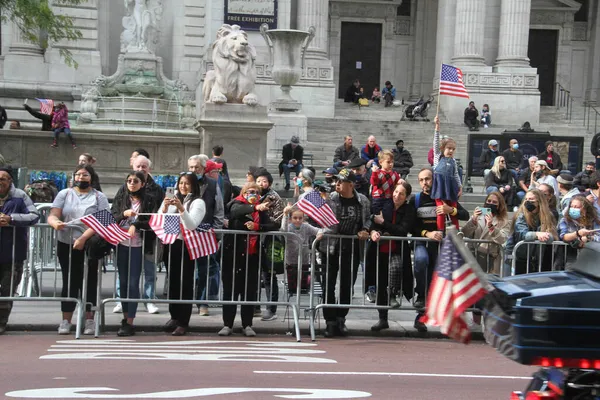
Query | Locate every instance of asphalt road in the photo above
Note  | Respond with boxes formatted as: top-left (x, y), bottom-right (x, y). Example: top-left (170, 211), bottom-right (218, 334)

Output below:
top-left (1, 333), bottom-right (537, 399)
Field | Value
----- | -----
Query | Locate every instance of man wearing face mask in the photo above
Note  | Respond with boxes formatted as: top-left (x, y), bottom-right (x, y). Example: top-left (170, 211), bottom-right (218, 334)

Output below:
top-left (322, 167), bottom-right (338, 193)
top-left (392, 139), bottom-right (413, 179)
top-left (557, 173), bottom-right (581, 213)
top-left (574, 162), bottom-right (596, 191)
top-left (348, 158), bottom-right (370, 198)
top-left (501, 139), bottom-right (523, 181)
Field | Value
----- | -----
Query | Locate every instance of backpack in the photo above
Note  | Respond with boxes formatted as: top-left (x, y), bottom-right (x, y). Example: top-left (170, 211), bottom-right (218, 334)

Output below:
top-left (24, 180), bottom-right (58, 203)
top-left (263, 235), bottom-right (285, 274)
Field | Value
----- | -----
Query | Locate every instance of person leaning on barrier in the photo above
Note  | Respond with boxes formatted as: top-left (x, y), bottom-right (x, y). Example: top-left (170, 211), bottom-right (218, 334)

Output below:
top-left (538, 183), bottom-right (560, 223)
top-left (218, 182), bottom-right (279, 337)
top-left (506, 189), bottom-right (558, 275)
top-left (0, 167), bottom-right (40, 335)
top-left (412, 167), bottom-right (469, 333)
top-left (366, 181), bottom-right (416, 332)
top-left (461, 191), bottom-right (510, 275)
top-left (48, 164), bottom-right (109, 336)
top-left (111, 171), bottom-right (159, 337)
top-left (160, 173), bottom-right (206, 336)
top-left (558, 195), bottom-right (600, 269)
top-left (319, 168), bottom-right (371, 338)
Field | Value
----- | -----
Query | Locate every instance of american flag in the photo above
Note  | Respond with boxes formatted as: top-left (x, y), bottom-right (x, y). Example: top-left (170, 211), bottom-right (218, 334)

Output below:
top-left (420, 235), bottom-right (487, 344)
top-left (182, 223), bottom-right (218, 260)
top-left (81, 209), bottom-right (130, 245)
top-left (149, 214), bottom-right (180, 245)
top-left (35, 98), bottom-right (54, 115)
top-left (297, 191), bottom-right (339, 228)
top-left (439, 64), bottom-right (469, 98)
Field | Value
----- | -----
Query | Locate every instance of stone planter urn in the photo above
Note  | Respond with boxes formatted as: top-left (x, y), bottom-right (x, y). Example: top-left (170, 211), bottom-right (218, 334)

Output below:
top-left (260, 23), bottom-right (315, 112)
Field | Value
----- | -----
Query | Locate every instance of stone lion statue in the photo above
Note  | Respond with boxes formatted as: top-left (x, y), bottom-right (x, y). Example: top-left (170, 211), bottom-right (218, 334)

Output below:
top-left (202, 24), bottom-right (258, 106)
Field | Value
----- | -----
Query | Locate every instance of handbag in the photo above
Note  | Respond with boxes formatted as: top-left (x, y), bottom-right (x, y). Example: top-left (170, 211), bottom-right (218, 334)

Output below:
top-left (85, 234), bottom-right (114, 260)
top-left (263, 235), bottom-right (285, 275)
top-left (358, 98), bottom-right (369, 107)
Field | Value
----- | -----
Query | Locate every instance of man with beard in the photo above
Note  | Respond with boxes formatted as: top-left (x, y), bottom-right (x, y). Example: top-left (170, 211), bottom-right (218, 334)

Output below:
top-left (412, 168), bottom-right (469, 332)
top-left (348, 158), bottom-right (370, 198)
top-left (333, 135), bottom-right (359, 169)
top-left (392, 139), bottom-right (413, 179)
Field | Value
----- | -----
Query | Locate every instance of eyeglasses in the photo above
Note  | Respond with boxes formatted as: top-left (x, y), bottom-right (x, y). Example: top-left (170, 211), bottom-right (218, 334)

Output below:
top-left (74, 173), bottom-right (91, 178)
top-left (179, 172), bottom-right (194, 176)
top-left (499, 160), bottom-right (506, 163)
top-left (0, 178), bottom-right (10, 182)
top-left (246, 190), bottom-right (258, 195)
top-left (127, 179), bottom-right (141, 184)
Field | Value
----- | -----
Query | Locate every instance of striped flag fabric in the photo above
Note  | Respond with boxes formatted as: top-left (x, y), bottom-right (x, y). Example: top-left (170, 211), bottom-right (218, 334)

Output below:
top-left (149, 214), bottom-right (180, 245)
top-left (420, 234), bottom-right (487, 344)
top-left (35, 98), bottom-right (54, 115)
top-left (439, 64), bottom-right (469, 98)
top-left (81, 209), bottom-right (130, 245)
top-left (182, 223), bottom-right (218, 260)
top-left (297, 190), bottom-right (339, 228)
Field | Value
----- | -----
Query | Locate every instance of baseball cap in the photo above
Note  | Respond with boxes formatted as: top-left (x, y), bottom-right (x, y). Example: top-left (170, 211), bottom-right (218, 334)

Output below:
top-left (557, 174), bottom-right (574, 185)
top-left (535, 160), bottom-right (549, 168)
top-left (488, 139), bottom-right (498, 146)
top-left (322, 167), bottom-right (338, 175)
top-left (204, 160), bottom-right (223, 174)
top-left (335, 168), bottom-right (356, 183)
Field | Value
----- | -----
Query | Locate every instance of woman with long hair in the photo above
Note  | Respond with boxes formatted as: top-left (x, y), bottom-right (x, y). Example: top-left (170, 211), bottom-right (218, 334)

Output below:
top-left (48, 164), bottom-right (108, 335)
top-left (76, 153), bottom-right (102, 191)
top-left (529, 160), bottom-right (559, 198)
top-left (484, 156), bottom-right (514, 207)
top-left (110, 171), bottom-right (159, 336)
top-left (558, 195), bottom-right (600, 267)
top-left (461, 191), bottom-right (510, 274)
top-left (160, 173), bottom-right (206, 336)
top-left (508, 189), bottom-right (558, 274)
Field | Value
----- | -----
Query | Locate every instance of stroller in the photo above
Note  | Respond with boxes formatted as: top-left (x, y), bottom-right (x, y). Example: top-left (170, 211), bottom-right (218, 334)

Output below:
top-left (402, 96), bottom-right (433, 121)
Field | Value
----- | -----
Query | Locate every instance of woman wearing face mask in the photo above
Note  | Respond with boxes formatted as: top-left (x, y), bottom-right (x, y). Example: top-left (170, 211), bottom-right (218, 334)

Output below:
top-left (293, 168), bottom-right (315, 202)
top-left (507, 189), bottom-right (558, 275)
top-left (160, 173), bottom-right (206, 336)
top-left (461, 192), bottom-right (510, 275)
top-left (110, 171), bottom-right (159, 336)
top-left (484, 156), bottom-right (515, 208)
top-left (48, 165), bottom-right (109, 336)
top-left (218, 183), bottom-right (279, 337)
top-left (558, 196), bottom-right (600, 267)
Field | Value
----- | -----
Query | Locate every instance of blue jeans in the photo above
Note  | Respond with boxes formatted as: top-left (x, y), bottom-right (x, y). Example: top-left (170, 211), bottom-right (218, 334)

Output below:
top-left (517, 191), bottom-right (526, 203)
top-left (53, 127), bottom-right (75, 145)
top-left (115, 257), bottom-right (156, 301)
top-left (508, 169), bottom-right (519, 182)
top-left (116, 245), bottom-right (143, 318)
top-left (413, 243), bottom-right (439, 300)
top-left (282, 163), bottom-right (303, 186)
top-left (195, 255), bottom-right (220, 306)
top-left (596, 157), bottom-right (600, 170)
top-left (486, 186), bottom-right (499, 195)
top-left (262, 269), bottom-right (279, 313)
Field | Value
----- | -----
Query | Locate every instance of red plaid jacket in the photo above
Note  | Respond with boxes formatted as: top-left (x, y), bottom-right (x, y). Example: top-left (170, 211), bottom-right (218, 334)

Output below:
top-left (370, 169), bottom-right (400, 199)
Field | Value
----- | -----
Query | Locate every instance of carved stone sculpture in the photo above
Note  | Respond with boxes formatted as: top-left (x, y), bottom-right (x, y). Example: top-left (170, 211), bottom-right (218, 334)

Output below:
top-left (121, 0), bottom-right (162, 54)
top-left (202, 24), bottom-right (259, 106)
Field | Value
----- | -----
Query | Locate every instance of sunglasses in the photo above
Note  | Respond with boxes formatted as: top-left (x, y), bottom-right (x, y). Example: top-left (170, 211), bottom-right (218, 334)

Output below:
top-left (246, 190), bottom-right (258, 195)
top-left (180, 171), bottom-right (194, 176)
top-left (127, 179), bottom-right (141, 184)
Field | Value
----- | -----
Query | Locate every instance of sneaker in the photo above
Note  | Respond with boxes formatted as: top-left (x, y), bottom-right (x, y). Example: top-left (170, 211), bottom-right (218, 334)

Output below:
top-left (58, 320), bottom-right (72, 335)
top-left (413, 297), bottom-right (425, 311)
top-left (146, 303), bottom-right (159, 314)
top-left (324, 321), bottom-right (337, 338)
top-left (253, 307), bottom-right (262, 317)
top-left (284, 184), bottom-right (290, 191)
top-left (218, 326), bottom-right (232, 336)
top-left (72, 144), bottom-right (78, 149)
top-left (365, 290), bottom-right (376, 303)
top-left (389, 295), bottom-right (400, 309)
top-left (337, 318), bottom-right (349, 337)
top-left (50, 143), bottom-right (58, 148)
top-left (112, 302), bottom-right (122, 313)
top-left (243, 326), bottom-right (256, 337)
top-left (199, 306), bottom-right (209, 316)
top-left (163, 319), bottom-right (178, 333)
top-left (117, 319), bottom-right (135, 337)
top-left (83, 319), bottom-right (95, 335)
top-left (261, 310), bottom-right (278, 321)
top-left (513, 206), bottom-right (519, 212)
top-left (484, 124), bottom-right (489, 128)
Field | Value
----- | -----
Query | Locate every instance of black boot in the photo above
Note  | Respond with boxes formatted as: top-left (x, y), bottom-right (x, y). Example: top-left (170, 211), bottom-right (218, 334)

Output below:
top-left (371, 319), bottom-right (389, 332)
top-left (414, 314), bottom-right (428, 333)
top-left (117, 319), bottom-right (135, 337)
top-left (324, 321), bottom-right (337, 338)
top-left (337, 317), bottom-right (349, 337)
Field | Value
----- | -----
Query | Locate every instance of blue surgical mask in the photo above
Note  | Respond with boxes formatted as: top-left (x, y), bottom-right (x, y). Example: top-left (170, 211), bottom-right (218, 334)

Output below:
top-left (569, 208), bottom-right (581, 220)
top-left (196, 173), bottom-right (204, 180)
top-left (296, 178), bottom-right (303, 188)
top-left (512, 143), bottom-right (519, 150)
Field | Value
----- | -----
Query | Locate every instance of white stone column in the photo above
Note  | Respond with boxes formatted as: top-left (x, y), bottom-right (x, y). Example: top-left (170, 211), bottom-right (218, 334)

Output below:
top-left (298, 0), bottom-right (329, 59)
top-left (3, 22), bottom-right (47, 81)
top-left (8, 23), bottom-right (44, 55)
top-left (433, 0), bottom-right (457, 86)
top-left (587, 2), bottom-right (600, 104)
top-left (451, 0), bottom-right (486, 66)
top-left (494, 0), bottom-right (532, 69)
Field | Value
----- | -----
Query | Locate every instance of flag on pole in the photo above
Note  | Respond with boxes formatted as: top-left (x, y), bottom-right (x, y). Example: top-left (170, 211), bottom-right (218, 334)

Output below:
top-left (182, 223), bottom-right (218, 260)
top-left (420, 234), bottom-right (487, 344)
top-left (297, 191), bottom-right (339, 228)
top-left (35, 98), bottom-right (55, 115)
top-left (149, 214), bottom-right (180, 245)
top-left (81, 209), bottom-right (130, 245)
top-left (439, 64), bottom-right (469, 98)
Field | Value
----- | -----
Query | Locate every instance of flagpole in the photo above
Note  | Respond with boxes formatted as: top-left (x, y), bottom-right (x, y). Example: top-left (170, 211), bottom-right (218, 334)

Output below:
top-left (445, 226), bottom-right (494, 292)
top-left (436, 63), bottom-right (442, 118)
top-left (65, 212), bottom-right (179, 225)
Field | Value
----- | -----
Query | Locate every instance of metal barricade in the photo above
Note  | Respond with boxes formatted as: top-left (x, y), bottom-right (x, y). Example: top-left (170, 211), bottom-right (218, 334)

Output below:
top-left (307, 234), bottom-right (502, 341)
top-left (2, 224), bottom-right (91, 338)
top-left (510, 240), bottom-right (572, 275)
top-left (98, 229), bottom-right (304, 341)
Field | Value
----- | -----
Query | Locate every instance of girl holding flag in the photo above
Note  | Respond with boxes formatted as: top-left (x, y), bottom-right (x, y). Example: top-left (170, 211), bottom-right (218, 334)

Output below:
top-left (159, 173), bottom-right (205, 336)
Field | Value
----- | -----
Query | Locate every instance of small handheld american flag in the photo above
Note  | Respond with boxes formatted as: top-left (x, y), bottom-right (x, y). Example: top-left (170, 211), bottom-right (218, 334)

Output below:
top-left (35, 98), bottom-right (54, 115)
top-left (149, 214), bottom-right (180, 245)
top-left (182, 223), bottom-right (218, 260)
top-left (420, 234), bottom-right (487, 344)
top-left (297, 191), bottom-right (339, 228)
top-left (81, 209), bottom-right (130, 245)
top-left (439, 64), bottom-right (469, 99)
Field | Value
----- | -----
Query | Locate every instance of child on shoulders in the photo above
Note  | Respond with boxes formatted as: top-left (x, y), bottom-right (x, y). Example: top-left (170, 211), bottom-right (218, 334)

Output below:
top-left (370, 150), bottom-right (401, 222)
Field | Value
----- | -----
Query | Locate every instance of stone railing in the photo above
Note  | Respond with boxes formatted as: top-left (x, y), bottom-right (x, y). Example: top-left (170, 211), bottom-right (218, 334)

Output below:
top-left (463, 72), bottom-right (539, 90)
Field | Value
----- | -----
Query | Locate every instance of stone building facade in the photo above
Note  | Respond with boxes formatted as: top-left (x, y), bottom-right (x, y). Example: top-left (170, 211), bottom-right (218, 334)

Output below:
top-left (0, 0), bottom-right (598, 125)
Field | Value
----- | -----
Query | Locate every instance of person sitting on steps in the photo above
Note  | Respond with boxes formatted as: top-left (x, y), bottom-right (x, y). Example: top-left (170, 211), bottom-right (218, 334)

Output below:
top-left (381, 81), bottom-right (396, 107)
top-left (464, 101), bottom-right (480, 131)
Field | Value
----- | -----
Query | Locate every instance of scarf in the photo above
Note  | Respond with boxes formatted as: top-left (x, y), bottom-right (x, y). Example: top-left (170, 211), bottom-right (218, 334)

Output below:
top-left (234, 195), bottom-right (261, 254)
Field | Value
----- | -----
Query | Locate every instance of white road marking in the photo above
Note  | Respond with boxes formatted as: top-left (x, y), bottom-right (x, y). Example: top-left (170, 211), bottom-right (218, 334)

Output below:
top-left (254, 371), bottom-right (531, 380)
top-left (5, 387), bottom-right (372, 399)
